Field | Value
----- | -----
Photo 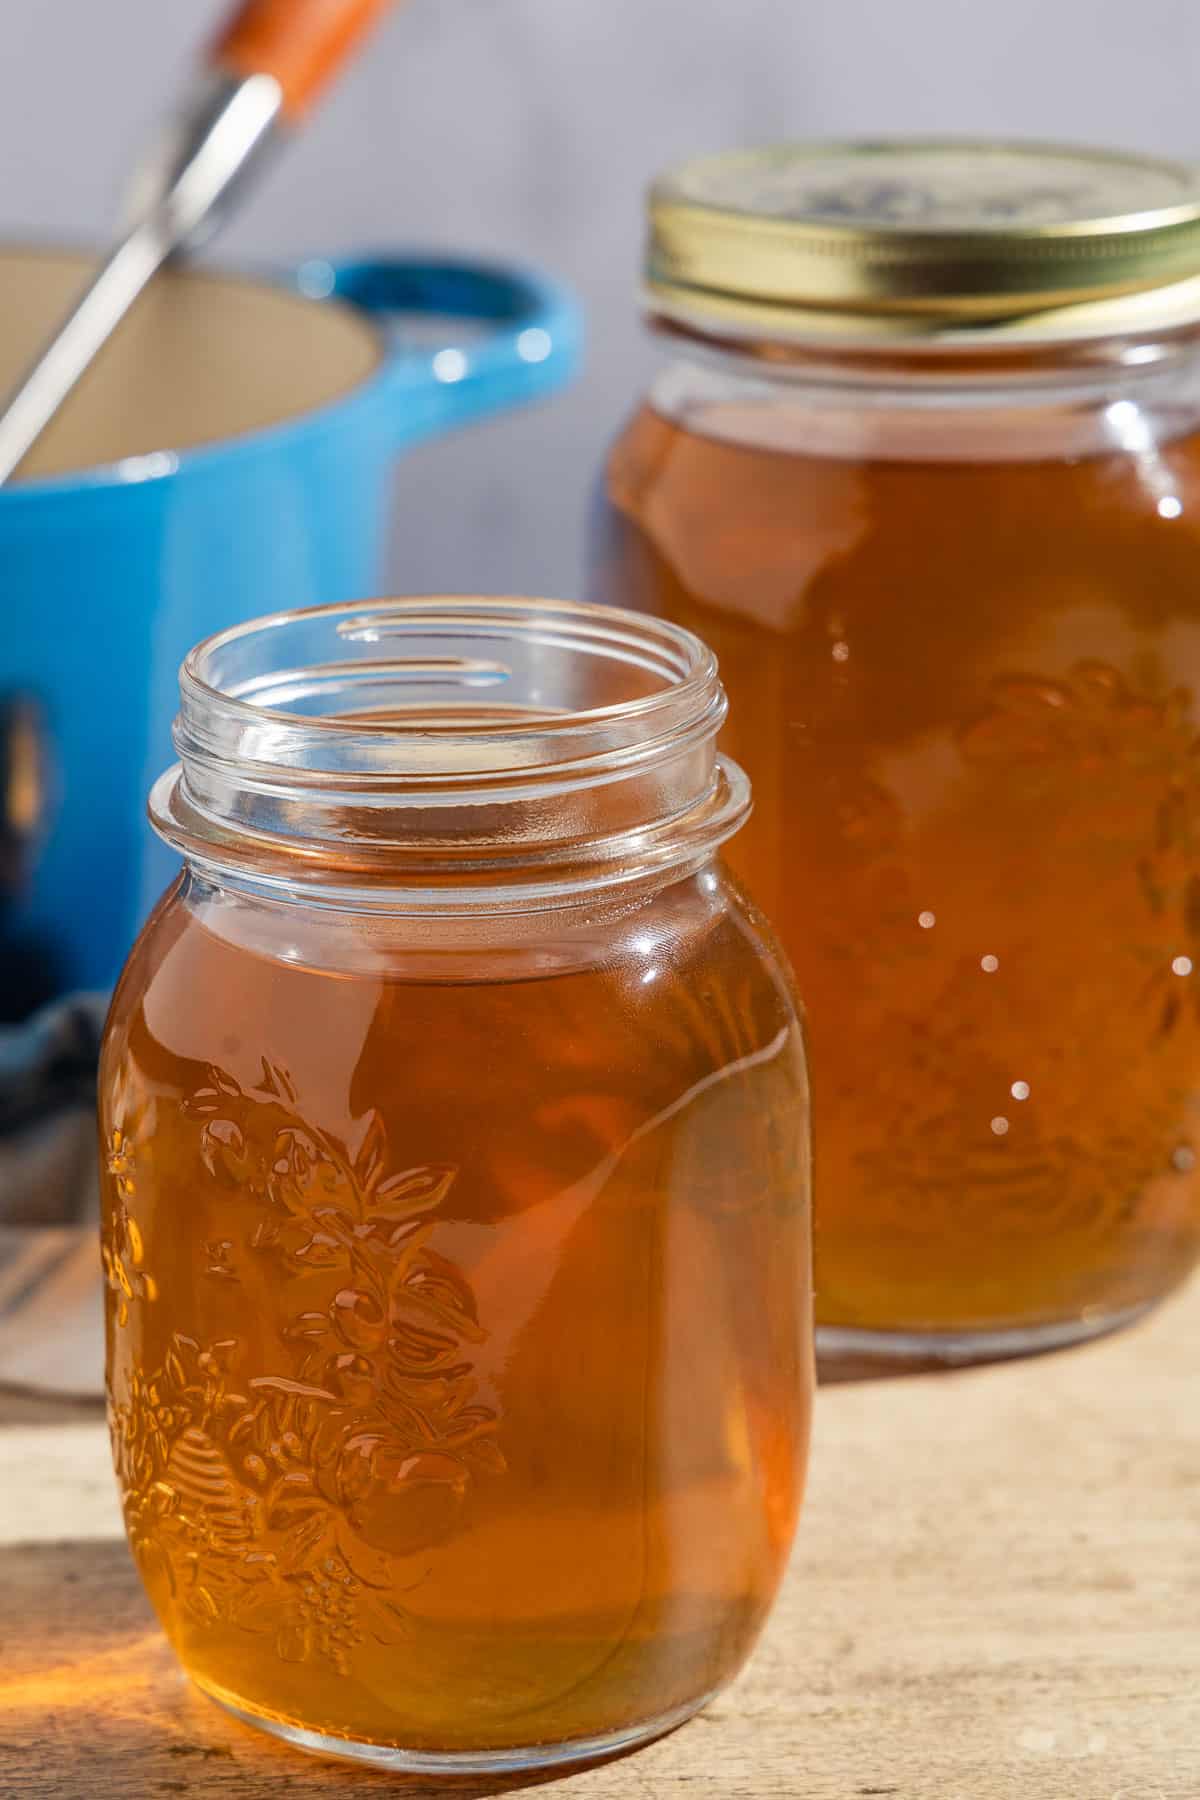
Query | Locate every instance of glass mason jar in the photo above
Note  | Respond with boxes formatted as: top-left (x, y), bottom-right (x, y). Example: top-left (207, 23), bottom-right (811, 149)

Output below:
top-left (593, 139), bottom-right (1200, 1368)
top-left (98, 597), bottom-right (812, 1771)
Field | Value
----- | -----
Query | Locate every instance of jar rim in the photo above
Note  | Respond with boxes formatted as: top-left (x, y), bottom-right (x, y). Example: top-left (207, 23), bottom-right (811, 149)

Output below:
top-left (154, 596), bottom-right (748, 909)
top-left (180, 595), bottom-right (719, 750)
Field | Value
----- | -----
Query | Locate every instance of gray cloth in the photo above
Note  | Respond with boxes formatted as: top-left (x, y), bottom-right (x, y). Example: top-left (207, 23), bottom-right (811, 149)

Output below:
top-left (0, 991), bottom-right (105, 1133)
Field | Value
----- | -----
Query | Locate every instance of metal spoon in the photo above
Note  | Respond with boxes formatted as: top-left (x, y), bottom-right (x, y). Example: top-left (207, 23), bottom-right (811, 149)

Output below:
top-left (0, 0), bottom-right (396, 486)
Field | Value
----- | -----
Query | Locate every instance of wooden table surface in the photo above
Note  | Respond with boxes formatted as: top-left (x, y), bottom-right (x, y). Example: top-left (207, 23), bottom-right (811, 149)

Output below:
top-left (2, 1287), bottom-right (1198, 1800)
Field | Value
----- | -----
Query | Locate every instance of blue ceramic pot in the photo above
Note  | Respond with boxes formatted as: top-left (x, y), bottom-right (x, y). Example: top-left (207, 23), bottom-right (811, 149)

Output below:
top-left (0, 253), bottom-right (579, 1009)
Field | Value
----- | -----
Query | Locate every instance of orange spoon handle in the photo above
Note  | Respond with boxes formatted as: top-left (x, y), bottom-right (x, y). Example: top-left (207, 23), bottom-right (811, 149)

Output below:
top-left (212, 0), bottom-right (395, 118)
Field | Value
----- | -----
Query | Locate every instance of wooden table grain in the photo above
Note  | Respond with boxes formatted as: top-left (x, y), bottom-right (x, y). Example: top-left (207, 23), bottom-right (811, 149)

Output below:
top-left (2, 1285), bottom-right (1198, 1800)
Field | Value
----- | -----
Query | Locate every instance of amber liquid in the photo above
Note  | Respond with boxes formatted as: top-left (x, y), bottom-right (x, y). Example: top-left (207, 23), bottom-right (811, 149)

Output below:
top-left (599, 398), bottom-right (1200, 1341)
top-left (100, 871), bottom-right (810, 1756)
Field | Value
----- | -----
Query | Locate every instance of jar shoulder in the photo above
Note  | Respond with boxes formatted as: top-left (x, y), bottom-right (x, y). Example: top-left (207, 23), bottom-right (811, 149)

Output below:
top-left (102, 867), bottom-right (807, 1127)
top-left (595, 385), bottom-right (1200, 653)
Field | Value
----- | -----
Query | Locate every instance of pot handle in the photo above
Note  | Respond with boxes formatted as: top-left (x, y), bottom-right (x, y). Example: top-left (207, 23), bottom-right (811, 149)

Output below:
top-left (297, 255), bottom-right (582, 447)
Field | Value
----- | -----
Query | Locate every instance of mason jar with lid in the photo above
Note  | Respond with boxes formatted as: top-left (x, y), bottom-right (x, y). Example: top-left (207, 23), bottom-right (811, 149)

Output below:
top-left (592, 139), bottom-right (1200, 1368)
top-left (98, 597), bottom-right (812, 1770)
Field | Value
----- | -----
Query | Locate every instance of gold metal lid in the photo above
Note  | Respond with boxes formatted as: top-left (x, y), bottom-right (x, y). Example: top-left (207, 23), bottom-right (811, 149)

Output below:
top-left (645, 140), bottom-right (1200, 343)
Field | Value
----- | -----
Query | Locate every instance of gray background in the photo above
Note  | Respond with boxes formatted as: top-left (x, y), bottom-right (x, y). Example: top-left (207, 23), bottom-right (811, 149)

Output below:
top-left (2, 0), bottom-right (1199, 596)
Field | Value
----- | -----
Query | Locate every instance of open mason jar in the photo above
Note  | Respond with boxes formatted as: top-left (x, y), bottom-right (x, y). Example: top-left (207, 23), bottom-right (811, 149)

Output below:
top-left (98, 597), bottom-right (812, 1771)
top-left (593, 140), bottom-right (1200, 1368)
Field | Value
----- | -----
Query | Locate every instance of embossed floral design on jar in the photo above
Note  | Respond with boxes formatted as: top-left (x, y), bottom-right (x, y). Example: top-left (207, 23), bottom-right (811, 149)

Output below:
top-left (107, 1060), bottom-right (503, 1678)
top-left (100, 1070), bottom-right (158, 1325)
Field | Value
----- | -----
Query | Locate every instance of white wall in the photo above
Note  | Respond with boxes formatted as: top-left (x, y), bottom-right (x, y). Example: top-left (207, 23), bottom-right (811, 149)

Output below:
top-left (3, 0), bottom-right (1199, 596)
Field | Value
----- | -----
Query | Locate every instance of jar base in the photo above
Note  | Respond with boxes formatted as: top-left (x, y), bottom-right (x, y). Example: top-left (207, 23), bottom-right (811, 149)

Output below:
top-left (816, 1301), bottom-right (1155, 1378)
top-left (200, 1680), bottom-right (719, 1774)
